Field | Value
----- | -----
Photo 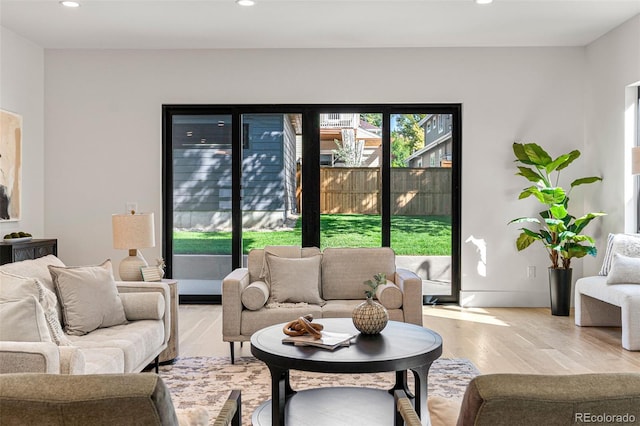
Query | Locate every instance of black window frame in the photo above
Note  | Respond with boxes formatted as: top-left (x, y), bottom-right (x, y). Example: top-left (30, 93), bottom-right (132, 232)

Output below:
top-left (162, 104), bottom-right (462, 304)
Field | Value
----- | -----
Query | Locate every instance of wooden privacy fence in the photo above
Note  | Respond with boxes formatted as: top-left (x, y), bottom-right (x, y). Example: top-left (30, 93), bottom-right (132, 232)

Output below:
top-left (309, 167), bottom-right (452, 216)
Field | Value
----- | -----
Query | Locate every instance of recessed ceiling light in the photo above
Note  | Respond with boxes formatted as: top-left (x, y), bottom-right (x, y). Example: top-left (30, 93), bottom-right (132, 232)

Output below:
top-left (60, 1), bottom-right (81, 7)
top-left (236, 0), bottom-right (255, 6)
top-left (475, 0), bottom-right (493, 4)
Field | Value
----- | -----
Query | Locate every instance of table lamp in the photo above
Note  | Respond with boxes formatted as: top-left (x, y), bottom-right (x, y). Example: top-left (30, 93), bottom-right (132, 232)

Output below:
top-left (112, 211), bottom-right (155, 281)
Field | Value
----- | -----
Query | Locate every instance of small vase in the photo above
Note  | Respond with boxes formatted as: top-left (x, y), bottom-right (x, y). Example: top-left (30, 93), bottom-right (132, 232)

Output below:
top-left (352, 297), bottom-right (389, 334)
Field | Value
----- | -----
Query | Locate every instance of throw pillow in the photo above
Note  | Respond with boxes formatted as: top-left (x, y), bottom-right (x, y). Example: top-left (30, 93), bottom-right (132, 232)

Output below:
top-left (375, 280), bottom-right (403, 309)
top-left (0, 296), bottom-right (52, 343)
top-left (0, 254), bottom-right (65, 296)
top-left (0, 270), bottom-right (72, 346)
top-left (606, 253), bottom-right (640, 285)
top-left (265, 253), bottom-right (325, 305)
top-left (599, 233), bottom-right (640, 276)
top-left (259, 246), bottom-right (302, 284)
top-left (241, 281), bottom-right (269, 311)
top-left (49, 259), bottom-right (127, 336)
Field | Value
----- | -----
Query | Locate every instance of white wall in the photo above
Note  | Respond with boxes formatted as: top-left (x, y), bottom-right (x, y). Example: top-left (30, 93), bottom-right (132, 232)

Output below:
top-left (0, 28), bottom-right (45, 239)
top-left (584, 15), bottom-right (640, 276)
top-left (43, 46), bottom-right (588, 305)
top-left (0, 15), bottom-right (634, 306)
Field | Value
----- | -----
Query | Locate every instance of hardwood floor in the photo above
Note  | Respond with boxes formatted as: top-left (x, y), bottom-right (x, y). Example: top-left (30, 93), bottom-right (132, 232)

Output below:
top-left (177, 304), bottom-right (640, 374)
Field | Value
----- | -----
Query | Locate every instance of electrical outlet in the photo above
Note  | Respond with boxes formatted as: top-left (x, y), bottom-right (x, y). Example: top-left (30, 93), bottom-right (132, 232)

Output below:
top-left (125, 202), bottom-right (138, 214)
top-left (527, 266), bottom-right (536, 279)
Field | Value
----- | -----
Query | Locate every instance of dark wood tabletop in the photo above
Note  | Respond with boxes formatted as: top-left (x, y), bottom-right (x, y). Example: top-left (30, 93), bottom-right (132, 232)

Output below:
top-left (250, 318), bottom-right (443, 426)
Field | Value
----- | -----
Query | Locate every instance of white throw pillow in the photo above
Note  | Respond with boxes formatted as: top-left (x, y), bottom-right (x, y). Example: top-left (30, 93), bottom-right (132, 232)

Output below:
top-left (0, 270), bottom-right (72, 345)
top-left (266, 253), bottom-right (325, 305)
top-left (49, 259), bottom-right (127, 336)
top-left (599, 233), bottom-right (640, 276)
top-left (606, 253), bottom-right (640, 285)
top-left (0, 296), bottom-right (52, 343)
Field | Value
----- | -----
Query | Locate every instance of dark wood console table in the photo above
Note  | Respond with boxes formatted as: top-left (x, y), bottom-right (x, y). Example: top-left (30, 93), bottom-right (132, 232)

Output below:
top-left (0, 238), bottom-right (58, 265)
top-left (251, 319), bottom-right (443, 426)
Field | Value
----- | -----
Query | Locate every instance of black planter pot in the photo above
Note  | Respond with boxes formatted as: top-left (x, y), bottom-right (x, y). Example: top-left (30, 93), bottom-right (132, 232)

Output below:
top-left (548, 267), bottom-right (572, 316)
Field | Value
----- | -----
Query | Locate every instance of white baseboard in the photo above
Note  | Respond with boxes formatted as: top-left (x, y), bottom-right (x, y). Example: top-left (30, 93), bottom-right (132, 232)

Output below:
top-left (458, 290), bottom-right (559, 308)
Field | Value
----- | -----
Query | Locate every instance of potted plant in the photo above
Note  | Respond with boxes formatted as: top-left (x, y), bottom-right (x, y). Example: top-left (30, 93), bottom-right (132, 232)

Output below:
top-left (509, 142), bottom-right (606, 316)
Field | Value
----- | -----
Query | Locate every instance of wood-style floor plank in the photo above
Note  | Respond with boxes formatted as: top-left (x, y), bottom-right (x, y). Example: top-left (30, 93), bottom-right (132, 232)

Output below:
top-left (177, 304), bottom-right (640, 374)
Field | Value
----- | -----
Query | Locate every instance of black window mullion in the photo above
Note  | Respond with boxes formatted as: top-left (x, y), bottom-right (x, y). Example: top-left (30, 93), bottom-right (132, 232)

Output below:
top-left (161, 106), bottom-right (174, 278)
top-left (381, 111), bottom-right (391, 247)
top-left (231, 109), bottom-right (242, 269)
top-left (302, 110), bottom-right (320, 248)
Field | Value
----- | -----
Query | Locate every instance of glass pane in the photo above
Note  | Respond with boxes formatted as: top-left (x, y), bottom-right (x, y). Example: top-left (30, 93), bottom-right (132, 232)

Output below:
top-left (391, 113), bottom-right (453, 300)
top-left (319, 112), bottom-right (382, 249)
top-left (241, 114), bottom-right (302, 261)
top-left (171, 114), bottom-right (232, 296)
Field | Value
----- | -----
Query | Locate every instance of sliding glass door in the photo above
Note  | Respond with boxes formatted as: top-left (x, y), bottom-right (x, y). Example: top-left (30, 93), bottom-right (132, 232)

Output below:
top-left (319, 112), bottom-right (382, 249)
top-left (168, 114), bottom-right (233, 300)
top-left (391, 113), bottom-right (454, 301)
top-left (163, 104), bottom-right (460, 303)
top-left (241, 113), bottom-right (302, 254)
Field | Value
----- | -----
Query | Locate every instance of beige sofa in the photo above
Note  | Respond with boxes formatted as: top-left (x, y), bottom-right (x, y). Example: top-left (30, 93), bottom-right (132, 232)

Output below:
top-left (0, 373), bottom-right (241, 426)
top-left (395, 373), bottom-right (640, 426)
top-left (0, 255), bottom-right (171, 374)
top-left (223, 246), bottom-right (423, 363)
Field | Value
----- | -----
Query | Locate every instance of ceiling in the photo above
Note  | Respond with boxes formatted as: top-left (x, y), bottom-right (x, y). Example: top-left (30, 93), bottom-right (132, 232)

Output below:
top-left (1, 0), bottom-right (639, 49)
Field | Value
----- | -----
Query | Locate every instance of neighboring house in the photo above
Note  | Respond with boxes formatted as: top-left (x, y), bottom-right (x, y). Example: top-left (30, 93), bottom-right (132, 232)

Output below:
top-left (173, 114), bottom-right (297, 230)
top-left (319, 114), bottom-right (382, 167)
top-left (406, 114), bottom-right (453, 168)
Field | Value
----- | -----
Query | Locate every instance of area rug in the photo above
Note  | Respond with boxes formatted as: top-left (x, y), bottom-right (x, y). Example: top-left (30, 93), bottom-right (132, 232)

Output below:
top-left (160, 356), bottom-right (479, 425)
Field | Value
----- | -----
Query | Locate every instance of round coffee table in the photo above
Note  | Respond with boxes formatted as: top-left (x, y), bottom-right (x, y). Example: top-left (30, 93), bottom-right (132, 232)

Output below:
top-left (250, 318), bottom-right (443, 426)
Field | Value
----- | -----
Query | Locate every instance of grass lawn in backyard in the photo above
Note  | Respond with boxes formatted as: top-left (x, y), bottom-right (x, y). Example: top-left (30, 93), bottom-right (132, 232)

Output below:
top-left (173, 214), bottom-right (451, 256)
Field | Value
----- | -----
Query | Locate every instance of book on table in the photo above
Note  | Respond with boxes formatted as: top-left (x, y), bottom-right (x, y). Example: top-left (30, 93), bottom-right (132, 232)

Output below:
top-left (282, 331), bottom-right (356, 350)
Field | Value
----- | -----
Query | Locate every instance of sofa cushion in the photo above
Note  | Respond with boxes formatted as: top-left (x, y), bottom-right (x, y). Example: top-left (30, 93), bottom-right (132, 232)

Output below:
top-left (240, 304), bottom-right (323, 336)
top-left (78, 347), bottom-right (126, 374)
top-left (599, 233), bottom-right (640, 276)
top-left (0, 296), bottom-right (52, 343)
top-left (321, 247), bottom-right (396, 300)
top-left (0, 271), bottom-right (71, 346)
top-left (321, 299), bottom-right (405, 322)
top-left (577, 275), bottom-right (640, 307)
top-left (607, 253), bottom-right (640, 285)
top-left (68, 320), bottom-right (164, 373)
top-left (266, 254), bottom-right (325, 305)
top-left (49, 259), bottom-right (128, 336)
top-left (241, 281), bottom-right (269, 311)
top-left (375, 280), bottom-right (403, 309)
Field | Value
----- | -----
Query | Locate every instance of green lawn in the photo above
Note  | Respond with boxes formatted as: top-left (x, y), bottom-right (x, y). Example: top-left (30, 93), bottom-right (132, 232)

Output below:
top-left (173, 214), bottom-right (451, 256)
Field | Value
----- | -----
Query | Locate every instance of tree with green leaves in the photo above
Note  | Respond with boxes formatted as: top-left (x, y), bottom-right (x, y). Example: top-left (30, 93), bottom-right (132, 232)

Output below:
top-left (392, 114), bottom-right (426, 167)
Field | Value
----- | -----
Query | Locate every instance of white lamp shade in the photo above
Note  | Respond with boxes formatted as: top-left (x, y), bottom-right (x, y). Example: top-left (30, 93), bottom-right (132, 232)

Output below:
top-left (633, 146), bottom-right (640, 176)
top-left (112, 212), bottom-right (155, 249)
